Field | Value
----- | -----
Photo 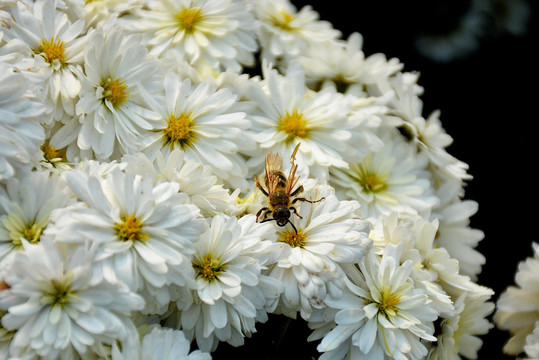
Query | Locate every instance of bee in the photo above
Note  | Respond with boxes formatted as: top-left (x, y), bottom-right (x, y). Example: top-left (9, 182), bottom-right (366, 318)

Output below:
top-left (255, 143), bottom-right (324, 233)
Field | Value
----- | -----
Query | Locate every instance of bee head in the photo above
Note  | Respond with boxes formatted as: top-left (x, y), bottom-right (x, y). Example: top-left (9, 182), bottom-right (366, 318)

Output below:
top-left (273, 207), bottom-right (291, 226)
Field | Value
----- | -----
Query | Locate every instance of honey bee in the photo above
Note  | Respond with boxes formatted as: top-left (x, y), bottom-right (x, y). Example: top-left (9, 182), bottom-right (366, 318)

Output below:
top-left (255, 143), bottom-right (324, 233)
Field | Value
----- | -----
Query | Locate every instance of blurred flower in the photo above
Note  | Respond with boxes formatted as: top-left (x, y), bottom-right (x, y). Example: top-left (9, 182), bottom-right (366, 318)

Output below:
top-left (0, 63), bottom-right (46, 181)
top-left (0, 170), bottom-right (74, 264)
top-left (495, 242), bottom-right (539, 356)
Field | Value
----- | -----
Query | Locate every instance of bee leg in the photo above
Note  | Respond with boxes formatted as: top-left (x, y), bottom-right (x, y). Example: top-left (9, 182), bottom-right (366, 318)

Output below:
top-left (256, 207), bottom-right (270, 222)
top-left (290, 185), bottom-right (304, 197)
top-left (290, 207), bottom-right (302, 219)
top-left (292, 196), bottom-right (325, 204)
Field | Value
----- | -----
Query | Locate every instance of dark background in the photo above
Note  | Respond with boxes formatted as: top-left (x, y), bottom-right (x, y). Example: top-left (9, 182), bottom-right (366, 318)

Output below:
top-left (213, 1), bottom-right (538, 359)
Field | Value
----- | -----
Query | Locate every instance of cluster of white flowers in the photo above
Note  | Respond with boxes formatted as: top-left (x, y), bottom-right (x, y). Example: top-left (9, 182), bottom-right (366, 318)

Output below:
top-left (0, 0), bottom-right (492, 359)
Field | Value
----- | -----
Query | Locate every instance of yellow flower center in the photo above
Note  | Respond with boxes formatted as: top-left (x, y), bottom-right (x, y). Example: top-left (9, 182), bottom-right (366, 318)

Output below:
top-left (42, 144), bottom-right (65, 162)
top-left (101, 77), bottom-right (129, 107)
top-left (46, 278), bottom-right (73, 308)
top-left (277, 110), bottom-right (309, 143)
top-left (175, 7), bottom-right (204, 33)
top-left (114, 214), bottom-right (148, 243)
top-left (278, 228), bottom-right (305, 248)
top-left (351, 160), bottom-right (389, 194)
top-left (22, 222), bottom-right (44, 244)
top-left (4, 216), bottom-right (45, 248)
top-left (193, 255), bottom-right (225, 282)
top-left (36, 37), bottom-right (65, 65)
top-left (162, 112), bottom-right (195, 149)
top-left (271, 10), bottom-right (295, 30)
top-left (377, 285), bottom-right (401, 317)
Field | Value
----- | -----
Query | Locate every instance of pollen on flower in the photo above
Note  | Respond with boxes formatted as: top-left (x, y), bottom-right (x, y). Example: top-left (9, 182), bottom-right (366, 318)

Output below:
top-left (175, 7), bottom-right (204, 33)
top-left (377, 285), bottom-right (401, 317)
top-left (101, 77), bottom-right (129, 107)
top-left (36, 37), bottom-right (65, 65)
top-left (114, 214), bottom-right (148, 243)
top-left (277, 109), bottom-right (310, 143)
top-left (278, 228), bottom-right (306, 248)
top-left (42, 144), bottom-right (65, 162)
top-left (193, 255), bottom-right (225, 282)
top-left (162, 112), bottom-right (195, 149)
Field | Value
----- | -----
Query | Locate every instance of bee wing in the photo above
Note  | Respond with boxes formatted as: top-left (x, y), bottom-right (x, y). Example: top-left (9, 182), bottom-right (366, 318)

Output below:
top-left (286, 143), bottom-right (301, 196)
top-left (265, 152), bottom-right (282, 196)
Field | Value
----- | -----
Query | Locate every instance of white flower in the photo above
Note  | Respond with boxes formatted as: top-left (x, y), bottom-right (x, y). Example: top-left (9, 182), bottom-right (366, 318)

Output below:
top-left (0, 237), bottom-right (144, 359)
top-left (173, 214), bottom-right (283, 352)
top-left (298, 32), bottom-right (402, 98)
top-left (46, 166), bottom-right (206, 314)
top-left (315, 243), bottom-right (439, 360)
top-left (265, 182), bottom-right (372, 320)
top-left (495, 242), bottom-right (539, 356)
top-left (431, 180), bottom-right (485, 280)
top-left (0, 169), bottom-right (74, 264)
top-left (524, 321), bottom-right (539, 360)
top-left (1, 0), bottom-right (86, 123)
top-left (112, 325), bottom-right (211, 360)
top-left (427, 291), bottom-right (494, 360)
top-left (120, 0), bottom-right (258, 73)
top-left (60, 0), bottom-right (143, 28)
top-left (122, 149), bottom-right (239, 218)
top-left (0, 62), bottom-right (46, 181)
top-left (330, 131), bottom-right (439, 218)
top-left (384, 73), bottom-right (471, 182)
top-left (56, 26), bottom-right (162, 161)
top-left (244, 63), bottom-right (363, 181)
top-left (140, 72), bottom-right (253, 192)
top-left (249, 0), bottom-right (340, 66)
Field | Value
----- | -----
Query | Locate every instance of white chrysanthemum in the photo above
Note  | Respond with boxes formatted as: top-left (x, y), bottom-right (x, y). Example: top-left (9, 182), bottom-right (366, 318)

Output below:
top-left (427, 291), bottom-right (494, 360)
top-left (112, 325), bottom-right (211, 360)
top-left (298, 32), bottom-right (402, 97)
top-left (384, 73), bottom-right (471, 182)
top-left (123, 150), bottom-right (239, 218)
top-left (244, 63), bottom-right (366, 181)
top-left (331, 131), bottom-right (439, 218)
top-left (1, 0), bottom-right (86, 123)
top-left (314, 243), bottom-right (439, 360)
top-left (0, 237), bottom-right (144, 359)
top-left (524, 321), bottom-right (539, 360)
top-left (249, 0), bottom-right (340, 66)
top-left (53, 26), bottom-right (162, 161)
top-left (119, 0), bottom-right (258, 73)
top-left (432, 179), bottom-right (485, 280)
top-left (46, 166), bottom-right (206, 314)
top-left (60, 0), bottom-right (143, 28)
top-left (174, 214), bottom-right (284, 352)
top-left (0, 62), bottom-right (46, 181)
top-left (0, 169), bottom-right (74, 264)
top-left (264, 182), bottom-right (372, 320)
top-left (141, 72), bottom-right (253, 192)
top-left (495, 242), bottom-right (539, 356)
